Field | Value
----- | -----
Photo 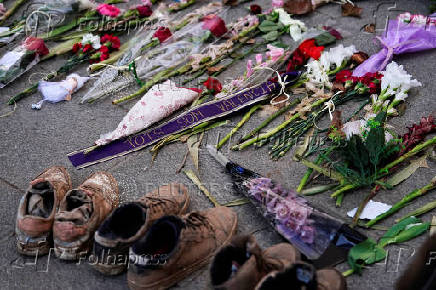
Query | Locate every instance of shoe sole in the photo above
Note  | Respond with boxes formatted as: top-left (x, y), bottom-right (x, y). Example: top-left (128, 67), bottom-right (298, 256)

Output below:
top-left (16, 240), bottom-right (51, 257)
top-left (54, 238), bottom-right (93, 261)
top-left (127, 215), bottom-right (238, 290)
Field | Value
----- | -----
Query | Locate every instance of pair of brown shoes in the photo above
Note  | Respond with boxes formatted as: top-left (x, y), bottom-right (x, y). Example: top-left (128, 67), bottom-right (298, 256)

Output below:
top-left (15, 166), bottom-right (119, 260)
top-left (91, 183), bottom-right (238, 290)
top-left (210, 235), bottom-right (346, 290)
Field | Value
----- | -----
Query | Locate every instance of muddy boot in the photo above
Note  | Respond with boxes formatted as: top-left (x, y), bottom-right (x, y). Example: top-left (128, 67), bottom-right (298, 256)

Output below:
top-left (53, 172), bottom-right (119, 260)
top-left (16, 166), bottom-right (71, 256)
top-left (127, 207), bottom-right (238, 290)
top-left (210, 235), bottom-right (300, 290)
top-left (92, 183), bottom-right (190, 275)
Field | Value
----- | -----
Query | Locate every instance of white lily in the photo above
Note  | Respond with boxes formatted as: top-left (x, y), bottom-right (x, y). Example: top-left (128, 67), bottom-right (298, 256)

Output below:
top-left (275, 8), bottom-right (306, 41)
top-left (82, 33), bottom-right (101, 49)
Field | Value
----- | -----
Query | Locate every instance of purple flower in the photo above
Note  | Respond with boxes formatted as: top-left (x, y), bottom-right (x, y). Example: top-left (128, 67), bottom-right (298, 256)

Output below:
top-left (275, 203), bottom-right (290, 221)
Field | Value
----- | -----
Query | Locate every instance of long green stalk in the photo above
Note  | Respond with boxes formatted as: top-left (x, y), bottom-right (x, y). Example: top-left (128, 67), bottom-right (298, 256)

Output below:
top-left (396, 200), bottom-right (436, 223)
top-left (300, 158), bottom-right (345, 183)
top-left (0, 0), bottom-right (28, 25)
top-left (216, 104), bottom-right (262, 150)
top-left (239, 99), bottom-right (300, 144)
top-left (234, 98), bottom-right (326, 151)
top-left (365, 176), bottom-right (436, 228)
top-left (378, 136), bottom-right (436, 174)
top-left (297, 146), bottom-right (336, 192)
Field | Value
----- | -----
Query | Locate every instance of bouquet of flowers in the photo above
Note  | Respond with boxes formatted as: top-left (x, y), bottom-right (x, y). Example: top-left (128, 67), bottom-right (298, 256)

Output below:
top-left (353, 12), bottom-right (436, 77)
top-left (208, 146), bottom-right (366, 264)
top-left (0, 37), bottom-right (49, 88)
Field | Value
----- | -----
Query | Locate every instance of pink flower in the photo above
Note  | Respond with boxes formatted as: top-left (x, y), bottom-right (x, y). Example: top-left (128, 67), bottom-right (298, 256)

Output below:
top-left (272, 0), bottom-right (284, 9)
top-left (275, 203), bottom-right (290, 221)
top-left (96, 4), bottom-right (121, 18)
top-left (202, 14), bottom-right (228, 37)
top-left (266, 44), bottom-right (284, 62)
top-left (255, 54), bottom-right (263, 65)
top-left (141, 0), bottom-right (152, 7)
top-left (246, 60), bottom-right (254, 78)
top-left (23, 37), bottom-right (49, 56)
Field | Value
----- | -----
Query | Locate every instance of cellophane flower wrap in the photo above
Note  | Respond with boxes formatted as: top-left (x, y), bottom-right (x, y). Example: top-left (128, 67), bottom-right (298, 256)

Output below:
top-left (81, 2), bottom-right (225, 103)
top-left (353, 12), bottom-right (436, 77)
top-left (0, 37), bottom-right (49, 88)
top-left (244, 177), bottom-right (342, 259)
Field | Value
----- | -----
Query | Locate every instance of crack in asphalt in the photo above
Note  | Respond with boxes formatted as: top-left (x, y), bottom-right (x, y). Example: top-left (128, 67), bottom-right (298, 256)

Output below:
top-left (0, 177), bottom-right (25, 193)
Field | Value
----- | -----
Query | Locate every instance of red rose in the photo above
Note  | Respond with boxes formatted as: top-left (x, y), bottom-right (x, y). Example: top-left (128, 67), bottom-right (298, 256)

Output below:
top-left (136, 5), bottom-right (153, 17)
top-left (368, 82), bottom-right (378, 94)
top-left (298, 39), bottom-right (324, 60)
top-left (100, 53), bottom-right (110, 61)
top-left (153, 27), bottom-right (172, 43)
top-left (109, 35), bottom-right (120, 50)
top-left (82, 43), bottom-right (93, 53)
top-left (203, 77), bottom-right (222, 94)
top-left (286, 49), bottom-right (305, 72)
top-left (335, 70), bottom-right (352, 83)
top-left (99, 45), bottom-right (109, 54)
top-left (202, 14), bottom-right (228, 37)
top-left (72, 42), bottom-right (82, 53)
top-left (250, 4), bottom-right (262, 14)
top-left (23, 37), bottom-right (49, 56)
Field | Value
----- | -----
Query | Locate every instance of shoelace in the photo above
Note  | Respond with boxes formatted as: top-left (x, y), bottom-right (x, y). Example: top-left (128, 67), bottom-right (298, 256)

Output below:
top-left (185, 213), bottom-right (213, 233)
top-left (142, 196), bottom-right (177, 214)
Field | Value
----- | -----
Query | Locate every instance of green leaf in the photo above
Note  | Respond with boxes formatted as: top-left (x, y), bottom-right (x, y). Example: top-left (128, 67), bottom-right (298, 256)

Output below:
top-left (348, 238), bottom-right (386, 274)
top-left (270, 41), bottom-right (288, 49)
top-left (387, 154), bottom-right (429, 187)
top-left (378, 217), bottom-right (429, 247)
top-left (314, 32), bottom-right (337, 46)
top-left (259, 20), bottom-right (279, 32)
top-left (262, 30), bottom-right (279, 42)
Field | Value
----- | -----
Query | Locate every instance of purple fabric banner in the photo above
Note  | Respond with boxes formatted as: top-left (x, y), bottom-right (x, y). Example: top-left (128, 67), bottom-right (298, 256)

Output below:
top-left (68, 81), bottom-right (281, 168)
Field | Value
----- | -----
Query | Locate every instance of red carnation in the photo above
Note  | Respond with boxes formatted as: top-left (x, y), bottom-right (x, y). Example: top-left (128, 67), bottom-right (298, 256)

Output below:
top-left (368, 82), bottom-right (378, 94)
top-left (298, 39), bottom-right (324, 60)
top-left (23, 37), bottom-right (49, 56)
top-left (202, 14), bottom-right (228, 37)
top-left (136, 5), bottom-right (153, 17)
top-left (109, 35), bottom-right (120, 50)
top-left (100, 53), bottom-right (110, 61)
top-left (100, 34), bottom-right (111, 44)
top-left (335, 70), bottom-right (352, 83)
top-left (153, 27), bottom-right (172, 43)
top-left (72, 42), bottom-right (82, 53)
top-left (82, 43), bottom-right (93, 53)
top-left (203, 77), bottom-right (222, 94)
top-left (99, 45), bottom-right (109, 54)
top-left (250, 4), bottom-right (262, 14)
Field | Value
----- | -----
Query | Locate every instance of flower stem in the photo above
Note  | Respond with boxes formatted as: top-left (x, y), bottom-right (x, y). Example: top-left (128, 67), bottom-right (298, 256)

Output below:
top-left (297, 146), bottom-right (335, 192)
top-left (351, 184), bottom-right (381, 227)
top-left (216, 104), bottom-right (262, 150)
top-left (331, 184), bottom-right (357, 198)
top-left (0, 0), bottom-right (28, 26)
top-left (300, 158), bottom-right (345, 183)
top-left (239, 99), bottom-right (300, 144)
top-left (342, 269), bottom-right (354, 277)
top-left (395, 200), bottom-right (436, 223)
top-left (365, 176), bottom-right (436, 228)
top-left (378, 136), bottom-right (436, 175)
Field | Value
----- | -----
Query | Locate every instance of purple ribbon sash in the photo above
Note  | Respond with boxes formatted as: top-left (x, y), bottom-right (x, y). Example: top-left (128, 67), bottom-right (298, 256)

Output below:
top-left (68, 81), bottom-right (281, 168)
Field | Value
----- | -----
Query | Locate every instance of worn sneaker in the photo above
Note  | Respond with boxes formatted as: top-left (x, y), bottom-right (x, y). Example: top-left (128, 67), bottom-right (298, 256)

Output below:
top-left (53, 171), bottom-right (119, 260)
top-left (127, 207), bottom-right (238, 290)
top-left (15, 166), bottom-right (72, 256)
top-left (92, 183), bottom-right (190, 276)
top-left (256, 262), bottom-right (346, 290)
top-left (210, 235), bottom-right (300, 290)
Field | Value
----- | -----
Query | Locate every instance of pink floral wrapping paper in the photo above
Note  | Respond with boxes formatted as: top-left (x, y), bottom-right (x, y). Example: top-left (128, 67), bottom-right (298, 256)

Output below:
top-left (95, 80), bottom-right (199, 146)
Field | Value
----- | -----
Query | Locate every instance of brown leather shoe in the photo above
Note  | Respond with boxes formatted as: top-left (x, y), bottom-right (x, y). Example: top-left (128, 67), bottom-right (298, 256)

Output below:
top-left (127, 207), bottom-right (238, 290)
top-left (92, 183), bottom-right (190, 276)
top-left (256, 262), bottom-right (347, 290)
top-left (53, 171), bottom-right (119, 260)
top-left (15, 166), bottom-right (71, 256)
top-left (210, 235), bottom-right (300, 290)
